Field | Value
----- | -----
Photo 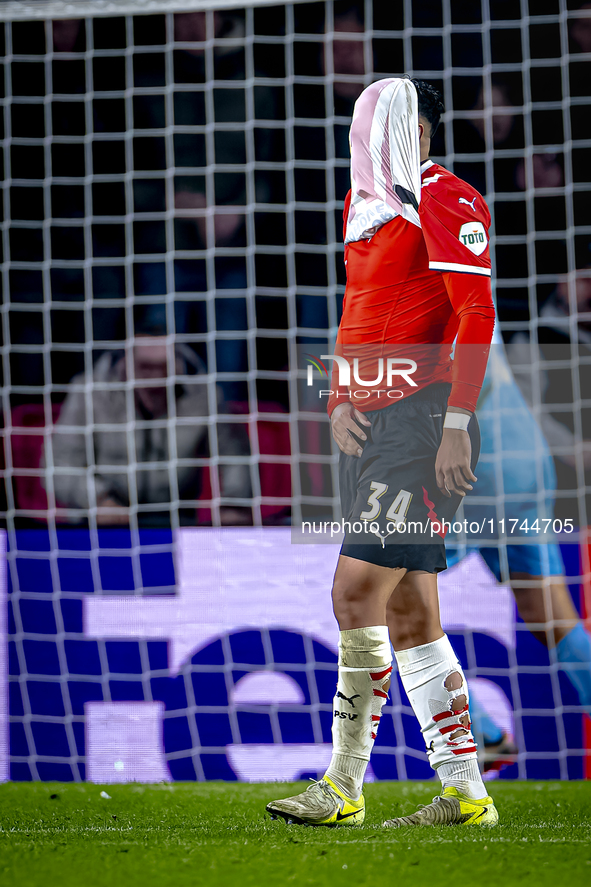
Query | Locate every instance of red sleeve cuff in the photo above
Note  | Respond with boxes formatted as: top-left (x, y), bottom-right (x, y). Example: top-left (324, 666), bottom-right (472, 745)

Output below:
top-left (448, 380), bottom-right (482, 413)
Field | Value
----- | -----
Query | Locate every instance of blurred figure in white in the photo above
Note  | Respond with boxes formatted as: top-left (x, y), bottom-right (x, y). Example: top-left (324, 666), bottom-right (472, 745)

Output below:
top-left (45, 327), bottom-right (251, 527)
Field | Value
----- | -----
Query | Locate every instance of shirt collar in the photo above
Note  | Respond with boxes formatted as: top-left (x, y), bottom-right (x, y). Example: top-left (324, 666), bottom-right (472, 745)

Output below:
top-left (421, 159), bottom-right (434, 172)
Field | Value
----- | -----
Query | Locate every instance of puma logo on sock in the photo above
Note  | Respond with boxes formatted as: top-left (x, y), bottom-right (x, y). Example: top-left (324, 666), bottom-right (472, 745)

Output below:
top-left (336, 691), bottom-right (361, 708)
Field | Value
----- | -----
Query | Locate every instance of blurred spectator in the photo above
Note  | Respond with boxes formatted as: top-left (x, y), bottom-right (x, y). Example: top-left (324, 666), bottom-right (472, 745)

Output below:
top-left (45, 328), bottom-right (252, 526)
top-left (174, 10), bottom-right (244, 64)
top-left (470, 82), bottom-right (519, 147)
top-left (292, 1), bottom-right (365, 335)
top-left (135, 178), bottom-right (249, 402)
top-left (451, 79), bottom-right (522, 193)
top-left (52, 18), bottom-right (84, 52)
top-left (172, 10), bottom-right (247, 101)
top-left (131, 9), bottom-right (281, 404)
top-left (507, 261), bottom-right (591, 508)
top-left (536, 265), bottom-right (591, 344)
top-left (460, 79), bottom-right (564, 200)
top-left (459, 80), bottom-right (522, 157)
top-left (332, 2), bottom-right (365, 108)
top-left (569, 3), bottom-right (591, 53)
top-left (515, 152), bottom-right (564, 191)
top-left (175, 186), bottom-right (245, 252)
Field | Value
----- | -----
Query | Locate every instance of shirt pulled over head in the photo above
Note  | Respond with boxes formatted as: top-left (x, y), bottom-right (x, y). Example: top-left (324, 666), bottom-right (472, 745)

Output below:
top-left (345, 78), bottom-right (422, 244)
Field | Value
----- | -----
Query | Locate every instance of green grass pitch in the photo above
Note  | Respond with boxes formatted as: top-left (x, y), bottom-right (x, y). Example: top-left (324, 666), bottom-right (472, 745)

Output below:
top-left (1, 781), bottom-right (590, 887)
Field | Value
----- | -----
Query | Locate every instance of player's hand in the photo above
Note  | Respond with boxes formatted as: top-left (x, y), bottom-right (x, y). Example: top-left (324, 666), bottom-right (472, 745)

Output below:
top-left (330, 402), bottom-right (371, 457)
top-left (435, 428), bottom-right (477, 497)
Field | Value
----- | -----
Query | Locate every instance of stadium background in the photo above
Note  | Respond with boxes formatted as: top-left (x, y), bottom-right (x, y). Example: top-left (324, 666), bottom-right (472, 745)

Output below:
top-left (0, 0), bottom-right (590, 783)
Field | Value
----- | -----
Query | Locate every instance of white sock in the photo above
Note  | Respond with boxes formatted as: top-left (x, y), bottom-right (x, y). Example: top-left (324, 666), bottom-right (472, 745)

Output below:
top-left (438, 757), bottom-right (486, 798)
top-left (395, 634), bottom-right (487, 800)
top-left (325, 625), bottom-right (392, 800)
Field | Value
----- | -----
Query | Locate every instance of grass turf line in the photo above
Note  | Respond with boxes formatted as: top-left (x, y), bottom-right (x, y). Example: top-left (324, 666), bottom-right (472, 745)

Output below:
top-left (1, 781), bottom-right (590, 887)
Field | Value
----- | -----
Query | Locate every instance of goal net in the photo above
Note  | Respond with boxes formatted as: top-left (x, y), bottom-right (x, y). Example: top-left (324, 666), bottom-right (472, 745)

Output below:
top-left (1, 0), bottom-right (590, 784)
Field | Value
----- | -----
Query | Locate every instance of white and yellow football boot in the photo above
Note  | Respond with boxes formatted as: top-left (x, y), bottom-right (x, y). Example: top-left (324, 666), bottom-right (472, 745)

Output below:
top-left (382, 785), bottom-right (498, 827)
top-left (266, 776), bottom-right (365, 827)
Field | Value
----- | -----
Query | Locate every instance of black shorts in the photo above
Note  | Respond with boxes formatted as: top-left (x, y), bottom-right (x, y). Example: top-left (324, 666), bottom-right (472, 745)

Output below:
top-left (339, 383), bottom-right (480, 573)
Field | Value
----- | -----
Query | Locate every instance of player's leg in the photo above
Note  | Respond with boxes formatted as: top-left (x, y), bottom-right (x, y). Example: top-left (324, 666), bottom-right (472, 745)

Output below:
top-left (482, 542), bottom-right (591, 707)
top-left (266, 554), bottom-right (405, 826)
top-left (369, 389), bottom-right (496, 825)
top-left (510, 574), bottom-right (578, 646)
top-left (442, 546), bottom-right (519, 769)
top-left (323, 554), bottom-right (405, 800)
top-left (510, 572), bottom-right (591, 708)
top-left (481, 372), bottom-right (591, 701)
top-left (387, 572), bottom-right (489, 799)
top-left (383, 569), bottom-right (498, 827)
top-left (321, 390), bottom-right (478, 808)
top-left (266, 386), bottom-right (487, 826)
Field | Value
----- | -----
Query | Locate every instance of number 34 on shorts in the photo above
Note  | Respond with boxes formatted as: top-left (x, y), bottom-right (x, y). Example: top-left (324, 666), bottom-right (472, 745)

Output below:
top-left (359, 481), bottom-right (413, 530)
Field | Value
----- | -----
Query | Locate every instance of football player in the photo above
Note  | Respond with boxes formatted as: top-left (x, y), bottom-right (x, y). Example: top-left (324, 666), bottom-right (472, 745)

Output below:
top-left (267, 79), bottom-right (498, 827)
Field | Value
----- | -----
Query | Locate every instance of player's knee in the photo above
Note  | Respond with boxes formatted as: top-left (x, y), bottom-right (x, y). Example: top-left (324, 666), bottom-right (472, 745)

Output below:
top-left (332, 576), bottom-right (373, 624)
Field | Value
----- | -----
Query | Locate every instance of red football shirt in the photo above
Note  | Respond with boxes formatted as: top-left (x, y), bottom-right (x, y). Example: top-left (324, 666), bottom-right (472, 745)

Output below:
top-left (327, 160), bottom-right (495, 415)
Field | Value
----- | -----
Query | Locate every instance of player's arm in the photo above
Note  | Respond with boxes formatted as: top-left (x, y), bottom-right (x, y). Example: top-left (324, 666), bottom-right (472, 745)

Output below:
top-left (328, 188), bottom-right (372, 457)
top-left (436, 272), bottom-right (495, 496)
top-left (420, 184), bottom-right (495, 496)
